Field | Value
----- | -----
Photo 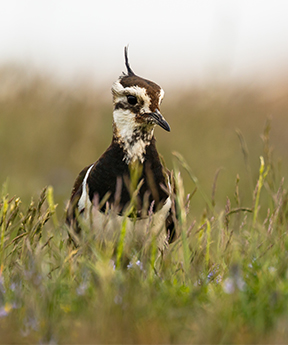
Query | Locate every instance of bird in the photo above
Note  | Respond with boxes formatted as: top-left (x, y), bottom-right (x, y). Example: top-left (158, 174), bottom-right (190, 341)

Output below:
top-left (66, 47), bottom-right (176, 246)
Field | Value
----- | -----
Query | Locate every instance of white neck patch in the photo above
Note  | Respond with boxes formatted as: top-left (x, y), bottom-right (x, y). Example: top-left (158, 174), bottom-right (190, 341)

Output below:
top-left (113, 106), bottom-right (154, 164)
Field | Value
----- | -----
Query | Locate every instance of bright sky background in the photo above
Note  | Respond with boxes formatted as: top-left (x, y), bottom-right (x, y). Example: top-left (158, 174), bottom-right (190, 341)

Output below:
top-left (1, 0), bottom-right (288, 86)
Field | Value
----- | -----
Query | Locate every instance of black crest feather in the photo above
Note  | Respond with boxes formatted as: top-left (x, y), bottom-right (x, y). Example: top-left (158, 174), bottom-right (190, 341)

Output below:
top-left (124, 46), bottom-right (135, 76)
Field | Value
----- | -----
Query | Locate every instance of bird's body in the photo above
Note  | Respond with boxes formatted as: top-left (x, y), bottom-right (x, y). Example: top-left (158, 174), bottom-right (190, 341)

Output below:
top-left (66, 48), bottom-right (176, 245)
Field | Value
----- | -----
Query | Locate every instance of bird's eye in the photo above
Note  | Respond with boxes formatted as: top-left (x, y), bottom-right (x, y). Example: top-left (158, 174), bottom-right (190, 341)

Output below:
top-left (127, 95), bottom-right (137, 105)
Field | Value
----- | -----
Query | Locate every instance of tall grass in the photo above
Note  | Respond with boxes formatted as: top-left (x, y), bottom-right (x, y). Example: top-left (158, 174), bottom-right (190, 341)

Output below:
top-left (0, 67), bottom-right (288, 343)
top-left (0, 123), bottom-right (288, 343)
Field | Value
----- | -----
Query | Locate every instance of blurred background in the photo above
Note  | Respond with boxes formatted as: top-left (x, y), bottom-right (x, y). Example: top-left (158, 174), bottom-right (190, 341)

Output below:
top-left (1, 0), bottom-right (288, 218)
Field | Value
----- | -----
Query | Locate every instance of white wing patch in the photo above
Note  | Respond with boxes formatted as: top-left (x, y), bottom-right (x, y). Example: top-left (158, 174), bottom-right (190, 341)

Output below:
top-left (78, 164), bottom-right (94, 212)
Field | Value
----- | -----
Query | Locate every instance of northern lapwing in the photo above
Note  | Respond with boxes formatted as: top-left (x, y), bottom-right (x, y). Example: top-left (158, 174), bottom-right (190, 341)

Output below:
top-left (66, 47), bottom-right (176, 245)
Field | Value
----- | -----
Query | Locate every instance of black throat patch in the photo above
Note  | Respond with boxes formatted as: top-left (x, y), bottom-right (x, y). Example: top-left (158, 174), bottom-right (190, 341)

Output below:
top-left (86, 137), bottom-right (169, 216)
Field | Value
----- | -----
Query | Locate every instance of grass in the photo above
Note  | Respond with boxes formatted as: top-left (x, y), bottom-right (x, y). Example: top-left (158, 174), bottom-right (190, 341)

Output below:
top-left (1, 67), bottom-right (288, 343)
top-left (1, 128), bottom-right (288, 343)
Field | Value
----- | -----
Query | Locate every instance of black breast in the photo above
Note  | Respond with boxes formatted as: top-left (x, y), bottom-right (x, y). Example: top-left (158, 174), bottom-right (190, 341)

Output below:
top-left (87, 137), bottom-right (169, 215)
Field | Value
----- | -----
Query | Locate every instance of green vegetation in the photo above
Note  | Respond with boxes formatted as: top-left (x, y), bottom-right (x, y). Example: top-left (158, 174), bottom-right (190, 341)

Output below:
top-left (0, 67), bottom-right (288, 343)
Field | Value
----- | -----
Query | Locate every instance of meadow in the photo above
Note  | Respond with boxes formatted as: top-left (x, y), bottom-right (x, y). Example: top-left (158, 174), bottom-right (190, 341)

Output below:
top-left (0, 66), bottom-right (288, 343)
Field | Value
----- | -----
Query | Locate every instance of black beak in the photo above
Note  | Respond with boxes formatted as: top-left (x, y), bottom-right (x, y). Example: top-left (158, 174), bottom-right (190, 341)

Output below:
top-left (148, 109), bottom-right (171, 132)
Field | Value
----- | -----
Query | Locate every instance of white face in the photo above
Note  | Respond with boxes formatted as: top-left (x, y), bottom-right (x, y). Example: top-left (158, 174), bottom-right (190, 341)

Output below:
top-left (111, 80), bottom-right (164, 164)
top-left (112, 80), bottom-right (152, 138)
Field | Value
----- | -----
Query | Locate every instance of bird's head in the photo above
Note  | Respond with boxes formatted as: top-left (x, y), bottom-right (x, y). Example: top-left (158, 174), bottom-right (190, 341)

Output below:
top-left (111, 47), bottom-right (170, 163)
